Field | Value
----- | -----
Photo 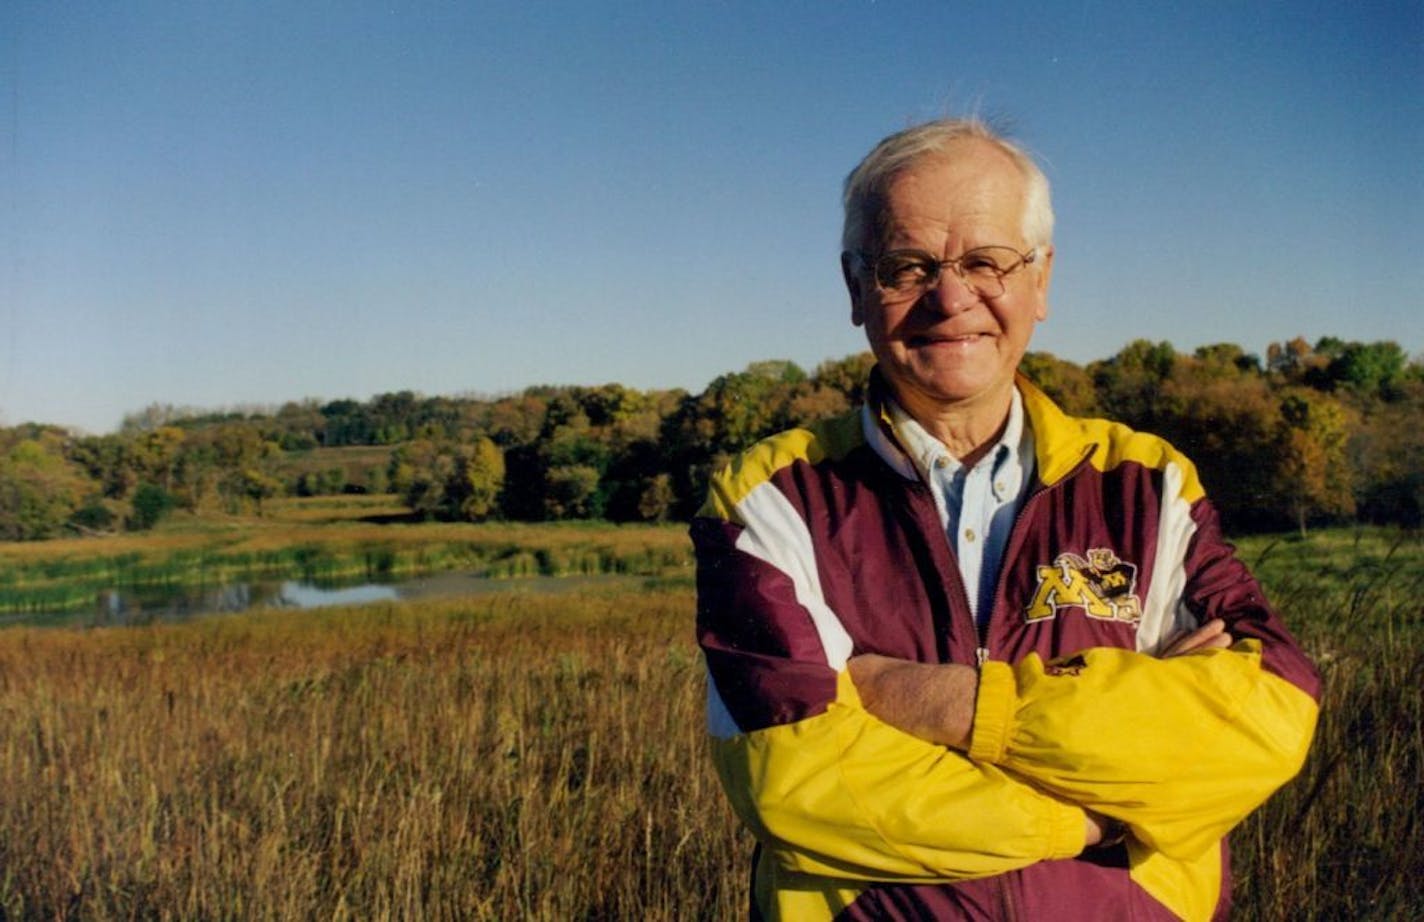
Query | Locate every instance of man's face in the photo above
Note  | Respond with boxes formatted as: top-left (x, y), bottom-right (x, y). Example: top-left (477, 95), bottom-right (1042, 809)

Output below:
top-left (843, 142), bottom-right (1053, 419)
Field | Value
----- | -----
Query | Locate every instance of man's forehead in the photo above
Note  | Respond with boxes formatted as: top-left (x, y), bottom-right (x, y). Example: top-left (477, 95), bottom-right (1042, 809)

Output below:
top-left (870, 150), bottom-right (1026, 239)
top-left (886, 144), bottom-right (1024, 201)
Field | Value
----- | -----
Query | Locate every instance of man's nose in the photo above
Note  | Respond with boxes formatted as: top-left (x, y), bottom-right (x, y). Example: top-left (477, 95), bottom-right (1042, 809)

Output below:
top-left (921, 266), bottom-right (979, 315)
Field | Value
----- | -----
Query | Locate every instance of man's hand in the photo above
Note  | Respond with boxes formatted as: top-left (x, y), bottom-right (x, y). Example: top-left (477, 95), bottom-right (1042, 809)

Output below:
top-left (851, 654), bottom-right (1122, 855)
top-left (850, 618), bottom-right (1235, 854)
top-left (1161, 618), bottom-right (1233, 658)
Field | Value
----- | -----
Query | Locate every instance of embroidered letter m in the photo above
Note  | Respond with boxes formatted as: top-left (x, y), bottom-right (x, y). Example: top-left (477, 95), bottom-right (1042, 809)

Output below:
top-left (1024, 561), bottom-right (1113, 622)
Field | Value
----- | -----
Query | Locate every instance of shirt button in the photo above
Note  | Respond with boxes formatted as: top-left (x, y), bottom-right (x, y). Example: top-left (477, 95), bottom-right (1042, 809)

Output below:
top-left (934, 457), bottom-right (949, 469)
top-left (964, 528), bottom-right (976, 542)
top-left (995, 481), bottom-right (1006, 494)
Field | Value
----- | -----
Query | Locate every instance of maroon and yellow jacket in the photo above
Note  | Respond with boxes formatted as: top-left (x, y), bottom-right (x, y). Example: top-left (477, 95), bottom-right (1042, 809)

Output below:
top-left (693, 373), bottom-right (1319, 921)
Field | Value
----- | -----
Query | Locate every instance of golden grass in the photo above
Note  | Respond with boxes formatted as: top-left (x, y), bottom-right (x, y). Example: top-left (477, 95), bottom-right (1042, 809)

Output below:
top-left (165, 519), bottom-right (690, 562)
top-left (264, 494), bottom-right (411, 522)
top-left (0, 587), bottom-right (747, 919)
top-left (0, 509), bottom-right (691, 565)
top-left (0, 527), bottom-right (1416, 917)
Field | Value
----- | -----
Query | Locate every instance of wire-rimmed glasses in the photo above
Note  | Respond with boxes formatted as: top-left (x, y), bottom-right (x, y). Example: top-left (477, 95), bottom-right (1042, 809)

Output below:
top-left (854, 245), bottom-right (1038, 300)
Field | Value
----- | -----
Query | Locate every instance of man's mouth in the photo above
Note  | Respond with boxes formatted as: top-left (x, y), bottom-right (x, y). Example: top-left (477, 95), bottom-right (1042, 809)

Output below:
top-left (909, 332), bottom-right (989, 347)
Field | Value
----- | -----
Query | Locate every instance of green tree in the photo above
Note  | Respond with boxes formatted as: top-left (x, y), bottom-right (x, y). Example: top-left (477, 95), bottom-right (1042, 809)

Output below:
top-left (544, 464), bottom-right (602, 520)
top-left (0, 435), bottom-right (95, 540)
top-left (131, 426), bottom-right (187, 491)
top-left (389, 437), bottom-right (506, 522)
top-left (454, 438), bottom-right (505, 521)
top-left (320, 398), bottom-right (373, 446)
top-left (656, 362), bottom-right (812, 519)
top-left (129, 482), bottom-right (176, 531)
top-left (744, 359), bottom-right (807, 385)
top-left (71, 434), bottom-right (140, 499)
top-left (170, 431), bottom-right (222, 512)
top-left (364, 465), bottom-right (390, 495)
top-left (601, 440), bottom-right (674, 523)
top-left (673, 364), bottom-right (798, 457)
top-left (204, 425), bottom-right (284, 514)
top-left (1325, 341), bottom-right (1408, 398)
top-left (1192, 342), bottom-right (1260, 376)
top-left (813, 352), bottom-right (876, 404)
top-left (1154, 370), bottom-right (1281, 531)
top-left (71, 495), bottom-right (116, 532)
top-left (240, 468), bottom-right (284, 517)
top-left (486, 393), bottom-right (548, 447)
top-left (1351, 380), bottom-right (1424, 527)
top-left (274, 400), bottom-right (325, 450)
top-left (1019, 352), bottom-right (1098, 416)
top-left (1088, 339), bottom-right (1177, 429)
top-left (390, 439), bottom-right (447, 518)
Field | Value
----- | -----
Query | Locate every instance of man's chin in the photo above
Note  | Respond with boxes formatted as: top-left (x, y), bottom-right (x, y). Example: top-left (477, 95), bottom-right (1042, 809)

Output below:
top-left (888, 368), bottom-right (1010, 409)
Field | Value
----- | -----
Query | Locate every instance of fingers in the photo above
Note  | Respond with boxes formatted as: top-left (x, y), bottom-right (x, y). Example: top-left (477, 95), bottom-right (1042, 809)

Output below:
top-left (1162, 618), bottom-right (1233, 657)
top-left (1083, 810), bottom-right (1107, 847)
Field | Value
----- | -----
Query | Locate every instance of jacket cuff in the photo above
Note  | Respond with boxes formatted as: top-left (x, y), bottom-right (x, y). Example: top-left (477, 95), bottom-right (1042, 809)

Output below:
top-left (1045, 796), bottom-right (1090, 860)
top-left (968, 660), bottom-right (1016, 765)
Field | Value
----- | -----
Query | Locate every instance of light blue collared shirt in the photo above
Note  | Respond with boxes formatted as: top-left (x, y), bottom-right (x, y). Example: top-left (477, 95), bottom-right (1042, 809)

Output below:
top-left (888, 390), bottom-right (1036, 629)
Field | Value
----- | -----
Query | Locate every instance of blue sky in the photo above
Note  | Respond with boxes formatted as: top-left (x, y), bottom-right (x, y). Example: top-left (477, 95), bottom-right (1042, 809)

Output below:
top-left (3, 0), bottom-right (1421, 434)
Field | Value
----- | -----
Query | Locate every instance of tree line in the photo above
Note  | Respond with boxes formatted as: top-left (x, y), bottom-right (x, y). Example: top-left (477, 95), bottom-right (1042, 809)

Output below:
top-left (1, 337), bottom-right (1420, 541)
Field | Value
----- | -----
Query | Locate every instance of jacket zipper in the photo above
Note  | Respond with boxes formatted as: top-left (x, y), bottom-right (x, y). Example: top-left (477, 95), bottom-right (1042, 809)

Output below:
top-left (977, 444), bottom-right (1098, 666)
top-left (903, 481), bottom-right (980, 666)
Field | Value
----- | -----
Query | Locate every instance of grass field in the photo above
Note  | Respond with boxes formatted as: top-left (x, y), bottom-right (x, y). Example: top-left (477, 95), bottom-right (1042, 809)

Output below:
top-left (0, 524), bottom-right (1418, 918)
top-left (1229, 528), bottom-right (1422, 919)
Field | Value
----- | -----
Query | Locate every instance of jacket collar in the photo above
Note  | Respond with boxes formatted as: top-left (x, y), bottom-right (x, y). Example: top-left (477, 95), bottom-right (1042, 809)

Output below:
top-left (1015, 374), bottom-right (1100, 487)
top-left (861, 366), bottom-right (1097, 489)
top-left (861, 368), bottom-right (920, 481)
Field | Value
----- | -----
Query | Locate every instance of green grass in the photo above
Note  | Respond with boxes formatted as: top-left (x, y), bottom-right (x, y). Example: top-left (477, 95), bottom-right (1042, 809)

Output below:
top-left (1237, 528), bottom-right (1423, 646)
top-left (1229, 527), bottom-right (1422, 919)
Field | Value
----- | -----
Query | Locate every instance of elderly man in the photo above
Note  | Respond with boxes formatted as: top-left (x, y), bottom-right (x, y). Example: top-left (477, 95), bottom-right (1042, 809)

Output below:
top-left (692, 119), bottom-right (1319, 921)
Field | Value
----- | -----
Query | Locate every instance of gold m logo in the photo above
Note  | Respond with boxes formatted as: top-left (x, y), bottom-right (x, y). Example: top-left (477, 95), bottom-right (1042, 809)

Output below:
top-left (1025, 551), bottom-right (1143, 624)
top-left (1025, 560), bottom-right (1113, 622)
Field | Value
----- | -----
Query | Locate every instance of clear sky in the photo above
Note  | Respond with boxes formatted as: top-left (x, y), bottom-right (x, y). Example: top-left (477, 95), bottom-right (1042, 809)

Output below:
top-left (3, 0), bottom-right (1421, 434)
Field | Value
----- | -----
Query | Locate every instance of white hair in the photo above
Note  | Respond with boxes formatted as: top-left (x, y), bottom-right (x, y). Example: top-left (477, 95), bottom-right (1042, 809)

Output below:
top-left (841, 118), bottom-right (1054, 254)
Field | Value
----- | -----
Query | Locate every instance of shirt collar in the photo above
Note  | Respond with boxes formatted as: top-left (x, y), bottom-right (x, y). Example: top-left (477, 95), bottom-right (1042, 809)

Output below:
top-left (886, 389), bottom-right (1029, 501)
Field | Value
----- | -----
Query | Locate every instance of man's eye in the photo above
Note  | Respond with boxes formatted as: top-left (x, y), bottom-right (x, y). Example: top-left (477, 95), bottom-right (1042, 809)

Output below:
top-left (878, 256), bottom-right (935, 288)
top-left (961, 251), bottom-right (1007, 275)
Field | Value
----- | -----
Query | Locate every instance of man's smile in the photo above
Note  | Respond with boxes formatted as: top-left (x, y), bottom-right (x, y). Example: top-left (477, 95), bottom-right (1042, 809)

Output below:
top-left (907, 331), bottom-right (993, 348)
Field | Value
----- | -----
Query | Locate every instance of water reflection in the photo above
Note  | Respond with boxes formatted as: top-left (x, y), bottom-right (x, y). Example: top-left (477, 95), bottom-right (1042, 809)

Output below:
top-left (91, 580), bottom-right (400, 627)
top-left (11, 572), bottom-right (640, 628)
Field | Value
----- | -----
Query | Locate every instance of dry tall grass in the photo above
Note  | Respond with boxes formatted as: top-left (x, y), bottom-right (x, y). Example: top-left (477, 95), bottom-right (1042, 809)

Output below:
top-left (0, 587), bottom-right (746, 920)
top-left (0, 529), bottom-right (1418, 919)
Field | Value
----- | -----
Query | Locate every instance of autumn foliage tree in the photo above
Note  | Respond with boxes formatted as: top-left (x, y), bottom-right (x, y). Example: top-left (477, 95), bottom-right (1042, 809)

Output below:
top-left (2, 334), bottom-right (1420, 539)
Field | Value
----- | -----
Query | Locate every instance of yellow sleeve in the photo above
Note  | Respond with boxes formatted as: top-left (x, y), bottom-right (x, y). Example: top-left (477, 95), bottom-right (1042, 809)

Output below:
top-left (713, 670), bottom-right (1087, 883)
top-left (969, 640), bottom-right (1318, 860)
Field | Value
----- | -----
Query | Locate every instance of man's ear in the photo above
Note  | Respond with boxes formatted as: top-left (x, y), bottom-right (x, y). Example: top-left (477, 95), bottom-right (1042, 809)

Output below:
top-left (841, 252), bottom-right (865, 327)
top-left (1033, 245), bottom-right (1054, 322)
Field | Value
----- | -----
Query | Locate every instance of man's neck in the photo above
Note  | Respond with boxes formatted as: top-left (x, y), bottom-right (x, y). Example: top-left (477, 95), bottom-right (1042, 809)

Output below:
top-left (893, 386), bottom-right (1014, 466)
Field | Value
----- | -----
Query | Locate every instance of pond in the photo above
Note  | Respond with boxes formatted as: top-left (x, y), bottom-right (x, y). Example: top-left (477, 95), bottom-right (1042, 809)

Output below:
top-left (1, 572), bottom-right (644, 629)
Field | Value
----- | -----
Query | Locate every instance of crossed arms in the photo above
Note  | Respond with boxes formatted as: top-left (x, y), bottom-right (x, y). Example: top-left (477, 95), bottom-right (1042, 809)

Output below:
top-left (696, 522), bottom-right (1320, 888)
top-left (849, 617), bottom-right (1236, 847)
